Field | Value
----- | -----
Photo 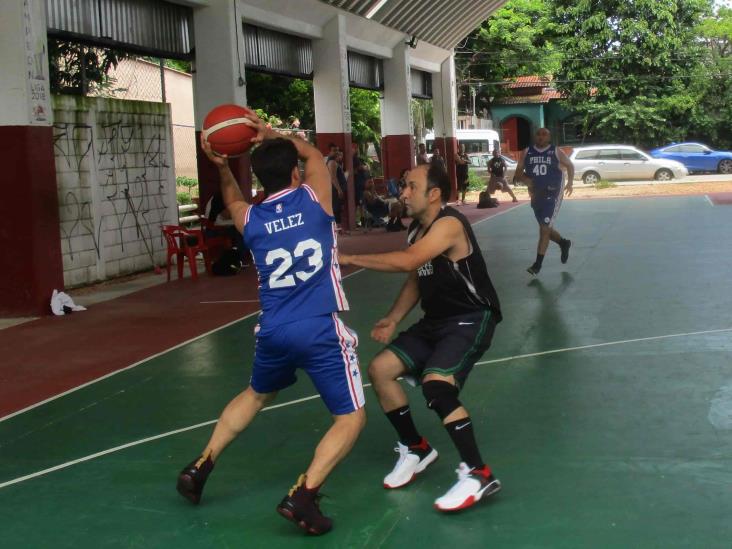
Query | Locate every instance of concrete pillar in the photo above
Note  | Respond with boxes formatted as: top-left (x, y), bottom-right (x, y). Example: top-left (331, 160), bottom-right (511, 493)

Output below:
top-left (381, 41), bottom-right (414, 182)
top-left (0, 0), bottom-right (63, 316)
top-left (432, 54), bottom-right (458, 201)
top-left (312, 15), bottom-right (355, 230)
top-left (192, 1), bottom-right (251, 212)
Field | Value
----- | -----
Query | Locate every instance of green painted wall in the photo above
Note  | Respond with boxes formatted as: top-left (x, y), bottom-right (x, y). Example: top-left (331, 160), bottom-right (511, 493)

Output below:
top-left (491, 104), bottom-right (544, 131)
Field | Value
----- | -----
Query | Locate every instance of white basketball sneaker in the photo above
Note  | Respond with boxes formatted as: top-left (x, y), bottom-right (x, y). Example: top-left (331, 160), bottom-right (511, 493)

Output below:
top-left (383, 438), bottom-right (439, 489)
top-left (434, 462), bottom-right (501, 512)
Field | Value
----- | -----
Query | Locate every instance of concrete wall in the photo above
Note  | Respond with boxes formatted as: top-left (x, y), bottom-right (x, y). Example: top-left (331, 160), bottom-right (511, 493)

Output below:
top-left (491, 104), bottom-right (544, 131)
top-left (53, 95), bottom-right (177, 287)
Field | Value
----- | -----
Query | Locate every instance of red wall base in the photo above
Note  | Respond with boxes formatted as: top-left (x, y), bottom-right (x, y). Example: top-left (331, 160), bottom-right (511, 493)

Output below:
top-left (381, 134), bottom-right (414, 181)
top-left (316, 132), bottom-right (355, 230)
top-left (196, 130), bottom-right (252, 215)
top-left (434, 137), bottom-right (458, 202)
top-left (0, 126), bottom-right (64, 316)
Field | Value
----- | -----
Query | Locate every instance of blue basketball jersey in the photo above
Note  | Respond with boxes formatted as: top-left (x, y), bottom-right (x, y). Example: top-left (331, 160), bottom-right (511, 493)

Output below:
top-left (525, 145), bottom-right (563, 190)
top-left (243, 185), bottom-right (348, 327)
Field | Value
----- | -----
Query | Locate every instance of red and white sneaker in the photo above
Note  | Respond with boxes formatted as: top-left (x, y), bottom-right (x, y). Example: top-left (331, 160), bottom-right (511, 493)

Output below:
top-left (383, 438), bottom-right (438, 489)
top-left (434, 463), bottom-right (501, 512)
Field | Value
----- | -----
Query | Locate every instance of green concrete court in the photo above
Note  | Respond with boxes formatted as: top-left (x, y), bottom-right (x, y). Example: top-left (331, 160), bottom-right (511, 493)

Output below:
top-left (1, 195), bottom-right (731, 548)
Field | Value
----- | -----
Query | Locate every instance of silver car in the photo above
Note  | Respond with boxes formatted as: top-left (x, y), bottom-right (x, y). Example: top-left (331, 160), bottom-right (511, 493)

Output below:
top-left (467, 153), bottom-right (517, 182)
top-left (570, 145), bottom-right (688, 184)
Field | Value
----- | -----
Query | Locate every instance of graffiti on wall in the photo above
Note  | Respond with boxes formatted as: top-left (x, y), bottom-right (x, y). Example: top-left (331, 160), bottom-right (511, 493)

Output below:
top-left (53, 101), bottom-right (173, 283)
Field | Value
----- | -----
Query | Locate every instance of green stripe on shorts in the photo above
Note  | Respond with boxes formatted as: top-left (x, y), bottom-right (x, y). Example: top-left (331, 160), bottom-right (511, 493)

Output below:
top-left (387, 343), bottom-right (416, 372)
top-left (422, 310), bottom-right (492, 377)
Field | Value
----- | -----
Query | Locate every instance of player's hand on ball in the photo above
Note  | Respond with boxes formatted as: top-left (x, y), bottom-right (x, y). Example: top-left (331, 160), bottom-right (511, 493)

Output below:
top-left (241, 111), bottom-right (272, 144)
top-left (371, 318), bottom-right (396, 344)
top-left (200, 134), bottom-right (228, 168)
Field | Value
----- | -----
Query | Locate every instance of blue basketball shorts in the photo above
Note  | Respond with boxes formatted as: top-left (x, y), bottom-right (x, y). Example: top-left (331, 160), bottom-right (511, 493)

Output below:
top-left (531, 181), bottom-right (564, 226)
top-left (250, 313), bottom-right (365, 415)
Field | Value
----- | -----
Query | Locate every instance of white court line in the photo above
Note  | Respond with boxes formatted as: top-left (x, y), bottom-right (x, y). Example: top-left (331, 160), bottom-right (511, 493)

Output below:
top-left (705, 194), bottom-right (715, 206)
top-left (0, 268), bottom-right (365, 424)
top-left (3, 326), bottom-right (731, 490)
top-left (0, 204), bottom-right (517, 424)
top-left (475, 327), bottom-right (732, 367)
top-left (0, 385), bottom-right (369, 491)
top-left (200, 300), bottom-right (260, 304)
top-left (473, 202), bottom-right (527, 226)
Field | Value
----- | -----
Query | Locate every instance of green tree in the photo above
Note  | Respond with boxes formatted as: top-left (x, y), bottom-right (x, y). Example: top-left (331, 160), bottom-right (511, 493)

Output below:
top-left (349, 88), bottom-right (381, 152)
top-left (245, 72), bottom-right (315, 129)
top-left (551, 0), bottom-right (712, 146)
top-left (456, 0), bottom-right (560, 114)
top-left (48, 38), bottom-right (128, 95)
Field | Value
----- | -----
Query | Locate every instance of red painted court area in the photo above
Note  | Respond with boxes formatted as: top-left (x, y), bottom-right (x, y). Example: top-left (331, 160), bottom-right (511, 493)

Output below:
top-left (1, 202), bottom-right (521, 418)
top-left (708, 192), bottom-right (732, 205)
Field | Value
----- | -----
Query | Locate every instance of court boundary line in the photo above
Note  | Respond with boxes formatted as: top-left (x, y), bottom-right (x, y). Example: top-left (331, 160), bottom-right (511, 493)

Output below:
top-left (2, 326), bottom-right (730, 491)
top-left (474, 327), bottom-right (732, 366)
top-left (705, 194), bottom-right (715, 206)
top-left (0, 204), bottom-right (524, 424)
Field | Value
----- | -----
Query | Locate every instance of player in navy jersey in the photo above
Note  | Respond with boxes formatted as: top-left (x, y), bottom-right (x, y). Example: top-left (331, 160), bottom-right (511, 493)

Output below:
top-left (176, 112), bottom-right (365, 536)
top-left (514, 128), bottom-right (574, 275)
top-left (340, 164), bottom-right (503, 512)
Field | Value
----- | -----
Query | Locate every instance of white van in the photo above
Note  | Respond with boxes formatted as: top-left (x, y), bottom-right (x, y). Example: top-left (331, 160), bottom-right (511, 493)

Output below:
top-left (424, 129), bottom-right (501, 155)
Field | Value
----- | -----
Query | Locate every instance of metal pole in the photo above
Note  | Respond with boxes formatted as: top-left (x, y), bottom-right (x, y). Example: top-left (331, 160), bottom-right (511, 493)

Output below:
top-left (159, 58), bottom-right (166, 103)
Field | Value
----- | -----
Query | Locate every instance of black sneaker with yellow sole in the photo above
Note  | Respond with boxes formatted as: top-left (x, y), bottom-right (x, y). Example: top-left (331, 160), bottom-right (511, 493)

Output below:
top-left (176, 453), bottom-right (214, 505)
top-left (276, 474), bottom-right (333, 535)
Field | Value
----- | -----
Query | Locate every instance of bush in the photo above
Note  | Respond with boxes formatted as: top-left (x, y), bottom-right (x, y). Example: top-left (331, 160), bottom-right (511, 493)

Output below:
top-left (177, 191), bottom-right (192, 205)
top-left (176, 176), bottom-right (198, 193)
top-left (594, 180), bottom-right (617, 189)
top-left (467, 171), bottom-right (486, 191)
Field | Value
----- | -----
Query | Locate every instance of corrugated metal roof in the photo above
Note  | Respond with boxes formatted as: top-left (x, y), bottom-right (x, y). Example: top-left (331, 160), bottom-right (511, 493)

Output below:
top-left (320, 0), bottom-right (506, 50)
top-left (46, 0), bottom-right (193, 59)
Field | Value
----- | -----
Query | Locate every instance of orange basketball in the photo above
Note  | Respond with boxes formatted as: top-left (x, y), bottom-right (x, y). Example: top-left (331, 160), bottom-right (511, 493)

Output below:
top-left (202, 104), bottom-right (257, 157)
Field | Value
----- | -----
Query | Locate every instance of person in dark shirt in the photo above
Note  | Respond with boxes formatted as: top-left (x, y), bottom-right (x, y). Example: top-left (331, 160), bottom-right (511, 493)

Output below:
top-left (486, 149), bottom-right (518, 203)
top-left (339, 164), bottom-right (502, 513)
top-left (455, 144), bottom-right (470, 205)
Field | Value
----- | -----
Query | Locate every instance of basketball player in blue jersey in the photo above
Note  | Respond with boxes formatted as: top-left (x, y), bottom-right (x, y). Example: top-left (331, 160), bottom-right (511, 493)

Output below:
top-left (514, 128), bottom-right (574, 275)
top-left (176, 113), bottom-right (365, 535)
top-left (340, 164), bottom-right (503, 512)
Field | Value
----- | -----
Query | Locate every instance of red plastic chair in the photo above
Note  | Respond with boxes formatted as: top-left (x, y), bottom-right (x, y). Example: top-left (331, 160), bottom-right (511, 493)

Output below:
top-left (161, 225), bottom-right (211, 281)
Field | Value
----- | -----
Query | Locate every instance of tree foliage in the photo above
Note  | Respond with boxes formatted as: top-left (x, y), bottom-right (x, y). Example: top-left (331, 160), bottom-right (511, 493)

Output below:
top-left (551, 0), bottom-right (713, 146)
top-left (48, 38), bottom-right (128, 95)
top-left (455, 0), bottom-right (560, 114)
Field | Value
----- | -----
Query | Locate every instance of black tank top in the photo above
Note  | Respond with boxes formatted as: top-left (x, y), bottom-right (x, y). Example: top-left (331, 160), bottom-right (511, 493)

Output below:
top-left (408, 207), bottom-right (502, 322)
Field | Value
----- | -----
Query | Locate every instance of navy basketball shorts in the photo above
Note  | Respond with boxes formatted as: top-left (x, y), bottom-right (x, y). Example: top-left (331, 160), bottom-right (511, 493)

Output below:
top-left (387, 310), bottom-right (496, 389)
top-left (250, 313), bottom-right (365, 415)
top-left (531, 183), bottom-right (564, 226)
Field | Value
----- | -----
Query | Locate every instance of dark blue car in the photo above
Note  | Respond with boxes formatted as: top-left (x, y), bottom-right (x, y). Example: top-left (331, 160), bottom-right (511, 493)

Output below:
top-left (649, 142), bottom-right (732, 174)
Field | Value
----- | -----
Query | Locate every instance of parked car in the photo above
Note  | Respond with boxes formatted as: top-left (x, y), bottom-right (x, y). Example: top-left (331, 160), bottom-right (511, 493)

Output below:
top-left (467, 153), bottom-right (517, 182)
top-left (570, 145), bottom-right (688, 184)
top-left (649, 142), bottom-right (732, 174)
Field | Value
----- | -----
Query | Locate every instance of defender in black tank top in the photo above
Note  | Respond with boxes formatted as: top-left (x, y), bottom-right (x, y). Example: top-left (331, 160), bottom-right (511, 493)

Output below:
top-left (340, 164), bottom-right (503, 513)
top-left (407, 206), bottom-right (501, 322)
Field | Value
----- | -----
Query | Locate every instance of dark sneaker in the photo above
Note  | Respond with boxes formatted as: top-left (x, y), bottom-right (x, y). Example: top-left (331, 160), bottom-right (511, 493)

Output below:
top-left (383, 438), bottom-right (439, 489)
top-left (177, 453), bottom-right (214, 505)
top-left (560, 239), bottom-right (571, 264)
top-left (434, 463), bottom-right (502, 512)
top-left (277, 474), bottom-right (333, 535)
top-left (527, 263), bottom-right (541, 275)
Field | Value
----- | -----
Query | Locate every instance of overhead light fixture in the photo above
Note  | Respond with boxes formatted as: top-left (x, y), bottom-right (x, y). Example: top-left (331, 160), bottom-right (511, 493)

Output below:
top-left (365, 0), bottom-right (388, 19)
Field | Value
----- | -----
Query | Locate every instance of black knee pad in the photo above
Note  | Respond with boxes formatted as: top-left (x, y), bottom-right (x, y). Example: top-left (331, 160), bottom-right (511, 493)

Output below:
top-left (422, 380), bottom-right (461, 420)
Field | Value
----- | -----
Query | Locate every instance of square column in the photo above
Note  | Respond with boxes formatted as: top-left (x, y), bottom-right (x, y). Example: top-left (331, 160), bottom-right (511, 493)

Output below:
top-left (192, 2), bottom-right (251, 211)
top-left (0, 0), bottom-right (63, 315)
top-left (432, 54), bottom-right (458, 200)
top-left (381, 41), bottom-right (414, 181)
top-left (312, 15), bottom-right (355, 230)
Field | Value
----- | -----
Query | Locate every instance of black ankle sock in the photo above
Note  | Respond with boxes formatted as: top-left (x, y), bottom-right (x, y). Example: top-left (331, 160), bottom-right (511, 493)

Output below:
top-left (444, 417), bottom-right (484, 470)
top-left (385, 405), bottom-right (422, 446)
top-left (534, 253), bottom-right (545, 267)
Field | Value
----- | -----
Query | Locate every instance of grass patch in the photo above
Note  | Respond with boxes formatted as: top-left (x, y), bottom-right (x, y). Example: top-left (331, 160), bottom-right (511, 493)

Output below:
top-left (594, 180), bottom-right (617, 189)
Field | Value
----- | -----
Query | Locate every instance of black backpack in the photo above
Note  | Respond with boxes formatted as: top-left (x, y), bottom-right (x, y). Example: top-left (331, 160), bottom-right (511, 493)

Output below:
top-left (477, 191), bottom-right (499, 209)
top-left (212, 248), bottom-right (242, 276)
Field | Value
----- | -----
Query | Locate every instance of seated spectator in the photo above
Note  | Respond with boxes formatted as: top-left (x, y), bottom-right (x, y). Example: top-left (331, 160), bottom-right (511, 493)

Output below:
top-left (204, 191), bottom-right (249, 266)
top-left (363, 179), bottom-right (406, 232)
